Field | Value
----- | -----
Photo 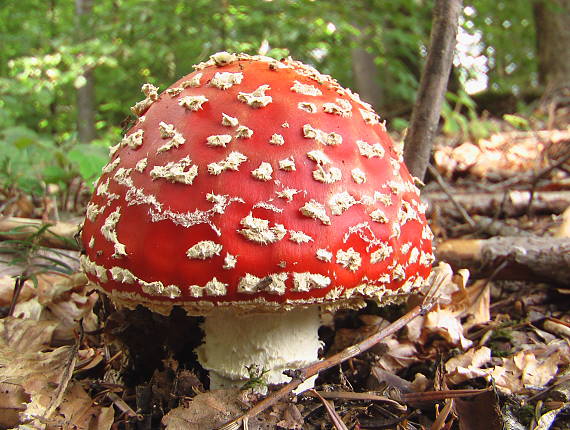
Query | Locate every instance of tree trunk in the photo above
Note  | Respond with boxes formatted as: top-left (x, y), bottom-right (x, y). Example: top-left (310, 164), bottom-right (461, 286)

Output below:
top-left (403, 0), bottom-right (462, 181)
top-left (533, 0), bottom-right (570, 104)
top-left (75, 0), bottom-right (96, 143)
top-left (350, 29), bottom-right (384, 113)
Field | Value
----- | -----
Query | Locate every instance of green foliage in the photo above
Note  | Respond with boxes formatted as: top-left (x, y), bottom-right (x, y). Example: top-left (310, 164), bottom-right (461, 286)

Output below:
top-left (502, 114), bottom-right (530, 130)
top-left (441, 90), bottom-right (499, 140)
top-left (464, 1), bottom-right (538, 94)
top-left (0, 125), bottom-right (110, 195)
top-left (0, 0), bottom-right (546, 204)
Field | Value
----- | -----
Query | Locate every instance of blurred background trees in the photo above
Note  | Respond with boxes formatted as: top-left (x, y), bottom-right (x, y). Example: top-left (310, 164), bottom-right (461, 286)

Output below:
top-left (0, 0), bottom-right (567, 200)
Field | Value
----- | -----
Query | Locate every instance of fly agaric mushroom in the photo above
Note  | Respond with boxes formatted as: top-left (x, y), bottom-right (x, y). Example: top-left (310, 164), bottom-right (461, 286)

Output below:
top-left (80, 52), bottom-right (434, 390)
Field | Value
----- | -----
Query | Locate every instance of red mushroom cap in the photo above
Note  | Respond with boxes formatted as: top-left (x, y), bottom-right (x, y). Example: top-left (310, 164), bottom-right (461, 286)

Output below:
top-left (80, 52), bottom-right (434, 315)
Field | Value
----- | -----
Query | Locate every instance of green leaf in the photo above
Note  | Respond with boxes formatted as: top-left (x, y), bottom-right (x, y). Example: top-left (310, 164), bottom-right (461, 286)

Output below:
top-left (503, 114), bottom-right (530, 130)
top-left (1, 126), bottom-right (39, 149)
top-left (67, 144), bottom-right (108, 183)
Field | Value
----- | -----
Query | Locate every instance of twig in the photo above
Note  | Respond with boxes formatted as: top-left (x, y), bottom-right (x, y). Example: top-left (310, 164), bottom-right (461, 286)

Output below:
top-left (217, 303), bottom-right (433, 430)
top-left (427, 164), bottom-right (476, 229)
top-left (526, 149), bottom-right (570, 215)
top-left (310, 390), bottom-right (349, 430)
top-left (304, 390), bottom-right (406, 410)
top-left (401, 387), bottom-right (492, 404)
top-left (108, 392), bottom-right (143, 420)
top-left (8, 276), bottom-right (26, 317)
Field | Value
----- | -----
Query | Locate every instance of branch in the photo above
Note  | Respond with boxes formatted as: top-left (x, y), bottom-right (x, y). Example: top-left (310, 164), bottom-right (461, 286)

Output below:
top-left (436, 236), bottom-right (570, 285)
top-left (404, 0), bottom-right (463, 181)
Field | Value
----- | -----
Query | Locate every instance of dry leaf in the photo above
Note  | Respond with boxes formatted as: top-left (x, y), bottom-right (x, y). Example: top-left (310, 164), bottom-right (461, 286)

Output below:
top-left (434, 130), bottom-right (569, 178)
top-left (0, 317), bottom-right (109, 429)
top-left (554, 206), bottom-right (570, 238)
top-left (46, 383), bottom-right (114, 430)
top-left (461, 280), bottom-right (491, 331)
top-left (0, 382), bottom-right (29, 428)
top-left (445, 347), bottom-right (492, 385)
top-left (424, 307), bottom-right (473, 349)
top-left (488, 340), bottom-right (570, 394)
top-left (454, 390), bottom-right (502, 430)
top-left (532, 405), bottom-right (567, 430)
top-left (162, 389), bottom-right (246, 430)
top-left (374, 337), bottom-right (418, 373)
top-left (12, 273), bottom-right (98, 344)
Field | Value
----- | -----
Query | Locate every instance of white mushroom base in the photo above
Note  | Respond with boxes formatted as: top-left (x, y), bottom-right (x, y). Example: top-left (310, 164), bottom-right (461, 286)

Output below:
top-left (196, 306), bottom-right (322, 392)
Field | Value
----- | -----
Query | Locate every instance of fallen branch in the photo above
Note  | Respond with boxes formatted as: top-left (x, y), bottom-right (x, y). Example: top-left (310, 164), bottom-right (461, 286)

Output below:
top-left (425, 190), bottom-right (570, 218)
top-left (0, 217), bottom-right (80, 251)
top-left (436, 236), bottom-right (570, 284)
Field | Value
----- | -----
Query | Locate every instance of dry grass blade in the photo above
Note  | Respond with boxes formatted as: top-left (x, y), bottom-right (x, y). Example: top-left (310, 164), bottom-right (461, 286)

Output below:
top-left (422, 262), bottom-right (452, 309)
top-left (431, 398), bottom-right (454, 430)
top-left (107, 392), bottom-right (142, 420)
top-left (217, 418), bottom-right (246, 430)
top-left (402, 387), bottom-right (492, 403)
top-left (310, 390), bottom-right (349, 430)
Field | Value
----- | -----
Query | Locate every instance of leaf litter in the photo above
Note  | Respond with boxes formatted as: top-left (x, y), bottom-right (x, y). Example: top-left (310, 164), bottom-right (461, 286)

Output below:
top-left (0, 124), bottom-right (569, 429)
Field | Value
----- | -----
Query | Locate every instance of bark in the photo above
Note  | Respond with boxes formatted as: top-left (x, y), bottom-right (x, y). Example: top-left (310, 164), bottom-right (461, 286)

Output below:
top-left (424, 190), bottom-right (570, 218)
top-left (403, 0), bottom-right (462, 181)
top-left (533, 0), bottom-right (570, 104)
top-left (436, 237), bottom-right (570, 285)
top-left (75, 0), bottom-right (96, 143)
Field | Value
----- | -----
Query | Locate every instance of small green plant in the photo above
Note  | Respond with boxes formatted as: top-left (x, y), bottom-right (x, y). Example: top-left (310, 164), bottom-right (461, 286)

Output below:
top-left (241, 364), bottom-right (270, 392)
top-left (503, 113), bottom-right (530, 130)
top-left (0, 223), bottom-right (78, 282)
top-left (0, 125), bottom-right (112, 207)
top-left (441, 90), bottom-right (499, 141)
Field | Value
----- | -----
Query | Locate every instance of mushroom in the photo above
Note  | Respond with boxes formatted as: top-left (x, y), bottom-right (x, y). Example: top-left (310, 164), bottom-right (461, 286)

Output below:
top-left (80, 52), bottom-right (434, 391)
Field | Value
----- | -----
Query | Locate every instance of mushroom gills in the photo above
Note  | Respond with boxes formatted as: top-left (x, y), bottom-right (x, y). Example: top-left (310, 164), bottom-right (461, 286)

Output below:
top-left (196, 306), bottom-right (322, 392)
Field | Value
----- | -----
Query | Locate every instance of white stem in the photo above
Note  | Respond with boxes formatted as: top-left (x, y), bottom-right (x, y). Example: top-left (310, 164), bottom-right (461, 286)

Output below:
top-left (196, 307), bottom-right (321, 391)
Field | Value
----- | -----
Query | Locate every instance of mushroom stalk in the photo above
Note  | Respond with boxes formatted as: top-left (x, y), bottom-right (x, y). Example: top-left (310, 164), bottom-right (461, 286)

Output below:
top-left (196, 306), bottom-right (321, 391)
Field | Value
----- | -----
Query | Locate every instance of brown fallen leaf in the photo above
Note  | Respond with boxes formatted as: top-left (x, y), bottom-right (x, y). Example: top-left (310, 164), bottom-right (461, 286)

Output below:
top-left (489, 340), bottom-right (570, 394)
top-left (46, 382), bottom-right (114, 430)
top-left (0, 317), bottom-right (110, 429)
top-left (454, 390), bottom-right (502, 430)
top-left (424, 307), bottom-right (473, 349)
top-left (445, 347), bottom-right (492, 386)
top-left (0, 382), bottom-right (29, 428)
top-left (12, 273), bottom-right (98, 344)
top-left (162, 389), bottom-right (246, 430)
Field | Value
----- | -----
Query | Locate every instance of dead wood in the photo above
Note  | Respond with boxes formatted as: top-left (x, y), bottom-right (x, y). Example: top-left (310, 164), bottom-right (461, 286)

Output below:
top-left (0, 217), bottom-right (80, 251)
top-left (436, 236), bottom-right (570, 285)
top-left (425, 190), bottom-right (570, 218)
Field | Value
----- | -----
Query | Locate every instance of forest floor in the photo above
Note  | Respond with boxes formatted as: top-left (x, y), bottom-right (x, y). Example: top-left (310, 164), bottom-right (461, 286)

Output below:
top-left (0, 109), bottom-right (569, 429)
